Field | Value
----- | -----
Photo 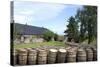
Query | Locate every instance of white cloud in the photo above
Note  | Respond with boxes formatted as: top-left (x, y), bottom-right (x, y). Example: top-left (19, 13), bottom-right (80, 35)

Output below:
top-left (19, 11), bottom-right (35, 15)
top-left (14, 1), bottom-right (67, 24)
top-left (14, 1), bottom-right (82, 35)
top-left (14, 15), bottom-right (33, 24)
top-left (14, 15), bottom-right (26, 23)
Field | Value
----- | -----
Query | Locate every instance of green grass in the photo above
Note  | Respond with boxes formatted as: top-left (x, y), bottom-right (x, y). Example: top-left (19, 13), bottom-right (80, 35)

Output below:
top-left (80, 39), bottom-right (97, 47)
top-left (14, 41), bottom-right (66, 49)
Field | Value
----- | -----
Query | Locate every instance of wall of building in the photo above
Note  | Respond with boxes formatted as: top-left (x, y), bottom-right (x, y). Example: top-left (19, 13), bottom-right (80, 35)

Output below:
top-left (14, 35), bottom-right (44, 44)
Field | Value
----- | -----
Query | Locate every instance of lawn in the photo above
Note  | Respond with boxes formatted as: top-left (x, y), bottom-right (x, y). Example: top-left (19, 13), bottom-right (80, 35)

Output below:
top-left (14, 41), bottom-right (66, 49)
top-left (80, 39), bottom-right (97, 47)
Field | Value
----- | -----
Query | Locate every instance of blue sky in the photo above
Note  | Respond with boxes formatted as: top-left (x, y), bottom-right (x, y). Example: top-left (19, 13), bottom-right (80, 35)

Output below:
top-left (14, 1), bottom-right (83, 35)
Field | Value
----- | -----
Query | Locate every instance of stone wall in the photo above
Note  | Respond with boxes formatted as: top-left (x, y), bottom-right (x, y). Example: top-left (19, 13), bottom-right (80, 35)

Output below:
top-left (14, 39), bottom-right (21, 44)
top-left (14, 35), bottom-right (44, 44)
top-left (32, 38), bottom-right (44, 43)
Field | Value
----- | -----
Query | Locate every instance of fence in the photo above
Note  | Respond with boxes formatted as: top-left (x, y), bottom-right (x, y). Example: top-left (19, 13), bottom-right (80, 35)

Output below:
top-left (11, 46), bottom-right (97, 66)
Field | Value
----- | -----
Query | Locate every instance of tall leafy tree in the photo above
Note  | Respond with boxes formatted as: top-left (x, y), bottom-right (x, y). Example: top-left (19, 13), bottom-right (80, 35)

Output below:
top-left (54, 33), bottom-right (58, 41)
top-left (76, 6), bottom-right (97, 44)
top-left (75, 9), bottom-right (88, 42)
top-left (43, 31), bottom-right (54, 41)
top-left (64, 16), bottom-right (79, 42)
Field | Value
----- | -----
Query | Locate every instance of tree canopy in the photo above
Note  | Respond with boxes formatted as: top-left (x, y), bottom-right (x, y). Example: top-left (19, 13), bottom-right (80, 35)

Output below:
top-left (75, 6), bottom-right (97, 44)
top-left (65, 6), bottom-right (97, 44)
top-left (64, 16), bottom-right (79, 42)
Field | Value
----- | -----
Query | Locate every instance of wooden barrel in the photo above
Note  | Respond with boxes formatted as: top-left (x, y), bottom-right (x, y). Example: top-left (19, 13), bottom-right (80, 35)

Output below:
top-left (92, 48), bottom-right (97, 61)
top-left (25, 48), bottom-right (32, 50)
top-left (77, 48), bottom-right (86, 62)
top-left (66, 46), bottom-right (72, 50)
top-left (86, 48), bottom-right (93, 61)
top-left (27, 49), bottom-right (37, 65)
top-left (72, 47), bottom-right (78, 52)
top-left (47, 49), bottom-right (58, 64)
top-left (12, 49), bottom-right (17, 65)
top-left (67, 49), bottom-right (76, 62)
top-left (18, 49), bottom-right (27, 65)
top-left (37, 49), bottom-right (47, 64)
top-left (57, 49), bottom-right (67, 63)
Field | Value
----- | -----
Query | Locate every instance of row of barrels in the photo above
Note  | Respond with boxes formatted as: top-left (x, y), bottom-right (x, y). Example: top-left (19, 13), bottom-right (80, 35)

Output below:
top-left (11, 47), bottom-right (97, 66)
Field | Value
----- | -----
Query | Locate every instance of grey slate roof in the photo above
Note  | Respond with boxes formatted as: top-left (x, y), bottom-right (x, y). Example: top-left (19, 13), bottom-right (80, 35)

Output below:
top-left (12, 23), bottom-right (49, 35)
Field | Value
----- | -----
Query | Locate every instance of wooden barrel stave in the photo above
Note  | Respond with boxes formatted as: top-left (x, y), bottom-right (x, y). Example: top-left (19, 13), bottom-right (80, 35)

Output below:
top-left (27, 49), bottom-right (37, 65)
top-left (37, 49), bottom-right (47, 64)
top-left (47, 49), bottom-right (58, 64)
top-left (18, 49), bottom-right (28, 65)
top-left (57, 49), bottom-right (67, 63)
top-left (86, 48), bottom-right (93, 61)
top-left (67, 49), bottom-right (76, 62)
top-left (77, 48), bottom-right (86, 62)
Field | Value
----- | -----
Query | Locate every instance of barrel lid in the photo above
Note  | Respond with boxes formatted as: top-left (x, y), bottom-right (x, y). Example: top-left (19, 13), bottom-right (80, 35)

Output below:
top-left (66, 46), bottom-right (72, 50)
top-left (49, 49), bottom-right (58, 52)
top-left (38, 49), bottom-right (46, 52)
top-left (93, 48), bottom-right (97, 51)
top-left (85, 48), bottom-right (93, 52)
top-left (91, 47), bottom-right (97, 51)
top-left (67, 49), bottom-right (75, 52)
top-left (29, 49), bottom-right (37, 52)
top-left (86, 48), bottom-right (91, 50)
top-left (25, 48), bottom-right (32, 50)
top-left (78, 48), bottom-right (84, 52)
top-left (18, 49), bottom-right (27, 52)
top-left (59, 49), bottom-right (66, 53)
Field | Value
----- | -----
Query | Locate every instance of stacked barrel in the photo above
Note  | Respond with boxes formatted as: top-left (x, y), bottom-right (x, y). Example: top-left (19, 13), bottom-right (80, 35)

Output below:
top-left (85, 48), bottom-right (93, 61)
top-left (11, 49), bottom-right (17, 65)
top-left (37, 49), bottom-right (47, 64)
top-left (77, 48), bottom-right (86, 62)
top-left (92, 48), bottom-right (97, 61)
top-left (57, 49), bottom-right (67, 63)
top-left (11, 46), bottom-right (97, 66)
top-left (27, 48), bottom-right (37, 65)
top-left (18, 49), bottom-right (28, 65)
top-left (47, 49), bottom-right (58, 64)
top-left (66, 49), bottom-right (77, 62)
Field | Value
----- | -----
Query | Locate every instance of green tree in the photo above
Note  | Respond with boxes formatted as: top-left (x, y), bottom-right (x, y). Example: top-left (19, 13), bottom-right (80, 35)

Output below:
top-left (84, 6), bottom-right (97, 44)
top-left (64, 16), bottom-right (79, 42)
top-left (54, 33), bottom-right (58, 41)
top-left (76, 6), bottom-right (97, 44)
top-left (75, 9), bottom-right (88, 42)
top-left (43, 31), bottom-right (54, 41)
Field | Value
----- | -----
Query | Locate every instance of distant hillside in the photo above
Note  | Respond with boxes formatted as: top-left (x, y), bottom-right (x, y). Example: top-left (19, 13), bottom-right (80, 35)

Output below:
top-left (11, 23), bottom-right (51, 35)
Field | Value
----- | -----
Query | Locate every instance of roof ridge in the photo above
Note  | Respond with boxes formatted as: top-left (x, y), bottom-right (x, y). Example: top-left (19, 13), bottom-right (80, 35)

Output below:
top-left (12, 22), bottom-right (50, 35)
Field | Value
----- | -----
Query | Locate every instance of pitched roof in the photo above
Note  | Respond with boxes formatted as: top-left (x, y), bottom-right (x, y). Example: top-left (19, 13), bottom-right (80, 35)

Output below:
top-left (12, 23), bottom-right (50, 35)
